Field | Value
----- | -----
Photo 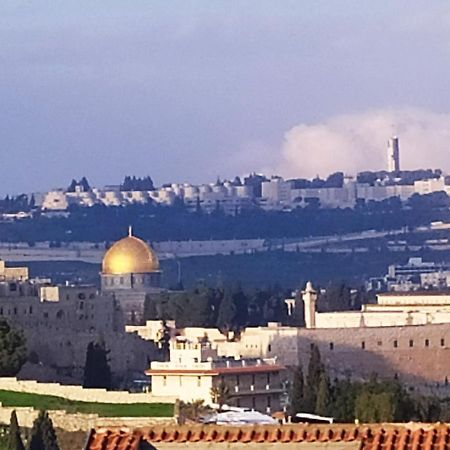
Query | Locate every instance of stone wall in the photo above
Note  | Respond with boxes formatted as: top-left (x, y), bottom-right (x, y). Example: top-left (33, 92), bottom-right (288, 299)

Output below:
top-left (0, 404), bottom-right (174, 432)
top-left (218, 322), bottom-right (450, 392)
top-left (0, 378), bottom-right (177, 404)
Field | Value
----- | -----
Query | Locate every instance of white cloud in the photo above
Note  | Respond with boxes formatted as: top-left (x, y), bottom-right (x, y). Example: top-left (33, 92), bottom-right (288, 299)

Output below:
top-left (276, 108), bottom-right (450, 178)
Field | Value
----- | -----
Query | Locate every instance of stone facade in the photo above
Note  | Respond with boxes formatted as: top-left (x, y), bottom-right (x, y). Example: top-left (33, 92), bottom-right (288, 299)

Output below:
top-left (0, 276), bottom-right (158, 384)
top-left (232, 323), bottom-right (450, 389)
top-left (0, 404), bottom-right (173, 431)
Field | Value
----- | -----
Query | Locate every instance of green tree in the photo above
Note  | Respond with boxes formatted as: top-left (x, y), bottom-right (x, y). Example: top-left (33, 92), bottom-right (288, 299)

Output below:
top-left (216, 290), bottom-right (237, 336)
top-left (29, 411), bottom-right (59, 450)
top-left (315, 372), bottom-right (331, 416)
top-left (210, 381), bottom-right (233, 411)
top-left (289, 366), bottom-right (304, 415)
top-left (332, 379), bottom-right (359, 422)
top-left (303, 344), bottom-right (324, 413)
top-left (355, 391), bottom-right (395, 423)
top-left (0, 320), bottom-right (27, 376)
top-left (7, 411), bottom-right (24, 450)
top-left (353, 378), bottom-right (412, 422)
top-left (83, 340), bottom-right (112, 389)
top-left (179, 400), bottom-right (211, 422)
top-left (158, 320), bottom-right (171, 362)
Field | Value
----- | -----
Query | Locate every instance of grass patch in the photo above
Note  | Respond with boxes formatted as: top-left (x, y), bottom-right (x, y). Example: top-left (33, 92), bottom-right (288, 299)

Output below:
top-left (0, 390), bottom-right (173, 417)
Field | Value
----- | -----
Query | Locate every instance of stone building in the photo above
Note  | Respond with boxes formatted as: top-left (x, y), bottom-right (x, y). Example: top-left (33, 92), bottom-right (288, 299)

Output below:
top-left (131, 285), bottom-right (450, 392)
top-left (101, 228), bottom-right (163, 324)
top-left (0, 259), bottom-right (157, 385)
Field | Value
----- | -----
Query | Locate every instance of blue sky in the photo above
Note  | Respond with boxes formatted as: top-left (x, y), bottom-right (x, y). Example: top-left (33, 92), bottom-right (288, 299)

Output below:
top-left (1, 1), bottom-right (449, 193)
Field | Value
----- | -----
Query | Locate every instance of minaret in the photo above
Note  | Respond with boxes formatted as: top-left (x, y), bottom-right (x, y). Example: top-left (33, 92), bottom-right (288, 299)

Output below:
top-left (302, 281), bottom-right (317, 329)
top-left (387, 137), bottom-right (400, 173)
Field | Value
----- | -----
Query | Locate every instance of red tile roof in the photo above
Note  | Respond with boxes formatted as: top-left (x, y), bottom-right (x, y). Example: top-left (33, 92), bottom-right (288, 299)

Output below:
top-left (85, 424), bottom-right (450, 449)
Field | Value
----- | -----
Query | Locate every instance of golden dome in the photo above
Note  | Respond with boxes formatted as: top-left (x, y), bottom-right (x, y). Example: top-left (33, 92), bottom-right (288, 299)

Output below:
top-left (102, 230), bottom-right (159, 275)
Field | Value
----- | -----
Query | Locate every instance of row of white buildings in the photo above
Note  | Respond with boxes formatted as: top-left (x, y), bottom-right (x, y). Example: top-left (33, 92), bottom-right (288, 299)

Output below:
top-left (260, 175), bottom-right (450, 210)
top-left (36, 173), bottom-right (450, 215)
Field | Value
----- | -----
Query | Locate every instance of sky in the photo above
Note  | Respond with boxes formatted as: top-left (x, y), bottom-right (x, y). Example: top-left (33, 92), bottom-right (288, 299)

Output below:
top-left (1, 1), bottom-right (450, 194)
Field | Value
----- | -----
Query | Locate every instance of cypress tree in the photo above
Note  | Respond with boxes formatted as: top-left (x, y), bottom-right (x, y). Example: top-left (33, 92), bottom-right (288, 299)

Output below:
top-left (304, 344), bottom-right (324, 413)
top-left (29, 411), bottom-right (59, 450)
top-left (289, 365), bottom-right (305, 416)
top-left (159, 321), bottom-right (171, 362)
top-left (216, 290), bottom-right (237, 336)
top-left (82, 342), bottom-right (95, 388)
top-left (95, 340), bottom-right (112, 389)
top-left (83, 341), bottom-right (111, 389)
top-left (7, 411), bottom-right (24, 450)
top-left (315, 371), bottom-right (331, 416)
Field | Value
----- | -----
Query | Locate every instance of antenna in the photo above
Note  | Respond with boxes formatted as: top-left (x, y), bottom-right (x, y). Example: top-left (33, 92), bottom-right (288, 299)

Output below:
top-left (128, 225), bottom-right (132, 237)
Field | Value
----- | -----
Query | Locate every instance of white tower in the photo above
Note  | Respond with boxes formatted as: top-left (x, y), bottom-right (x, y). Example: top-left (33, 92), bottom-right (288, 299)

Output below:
top-left (387, 137), bottom-right (400, 173)
top-left (302, 281), bottom-right (317, 329)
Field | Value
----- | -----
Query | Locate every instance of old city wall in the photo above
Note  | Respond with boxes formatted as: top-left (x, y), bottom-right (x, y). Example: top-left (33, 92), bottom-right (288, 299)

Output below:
top-left (0, 405), bottom-right (174, 432)
top-left (233, 323), bottom-right (450, 388)
top-left (298, 323), bottom-right (450, 385)
top-left (0, 378), bottom-right (177, 404)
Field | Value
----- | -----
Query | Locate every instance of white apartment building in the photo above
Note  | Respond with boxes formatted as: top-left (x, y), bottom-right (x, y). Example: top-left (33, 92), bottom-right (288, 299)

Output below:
top-left (147, 341), bottom-right (285, 413)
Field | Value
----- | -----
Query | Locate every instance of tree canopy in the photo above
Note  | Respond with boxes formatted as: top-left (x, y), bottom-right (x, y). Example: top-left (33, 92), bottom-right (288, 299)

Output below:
top-left (83, 340), bottom-right (112, 389)
top-left (29, 411), bottom-right (59, 450)
top-left (0, 320), bottom-right (26, 377)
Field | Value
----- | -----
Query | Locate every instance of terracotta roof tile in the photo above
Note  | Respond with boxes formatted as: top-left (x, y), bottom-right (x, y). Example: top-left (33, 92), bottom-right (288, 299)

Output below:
top-left (85, 424), bottom-right (450, 449)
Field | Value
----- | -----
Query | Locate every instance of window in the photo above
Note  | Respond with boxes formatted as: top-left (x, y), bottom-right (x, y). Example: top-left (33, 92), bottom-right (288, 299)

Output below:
top-left (267, 396), bottom-right (271, 407)
top-left (0, 308), bottom-right (3, 315)
top-left (120, 277), bottom-right (124, 285)
top-left (252, 397), bottom-right (256, 409)
top-left (9, 283), bottom-right (17, 292)
top-left (377, 340), bottom-right (382, 347)
top-left (79, 301), bottom-right (84, 310)
top-left (329, 342), bottom-right (334, 350)
top-left (425, 339), bottom-right (430, 347)
top-left (267, 373), bottom-right (271, 384)
top-left (13, 307), bottom-right (17, 315)
top-left (29, 306), bottom-right (33, 314)
top-left (163, 376), bottom-right (167, 387)
top-left (197, 376), bottom-right (201, 387)
top-left (441, 339), bottom-right (445, 347)
top-left (236, 375), bottom-right (240, 386)
top-left (361, 341), bottom-right (365, 349)
top-left (268, 344), bottom-right (272, 352)
top-left (252, 374), bottom-right (255, 385)
top-left (393, 340), bottom-right (398, 348)
top-left (78, 293), bottom-right (86, 300)
top-left (409, 340), bottom-right (414, 348)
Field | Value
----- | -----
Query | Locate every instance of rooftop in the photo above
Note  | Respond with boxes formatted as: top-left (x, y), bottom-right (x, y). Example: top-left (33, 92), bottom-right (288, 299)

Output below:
top-left (85, 424), bottom-right (450, 449)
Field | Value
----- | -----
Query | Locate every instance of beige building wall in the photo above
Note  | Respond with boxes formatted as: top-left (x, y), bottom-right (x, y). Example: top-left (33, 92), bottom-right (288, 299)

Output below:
top-left (151, 373), bottom-right (214, 404)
